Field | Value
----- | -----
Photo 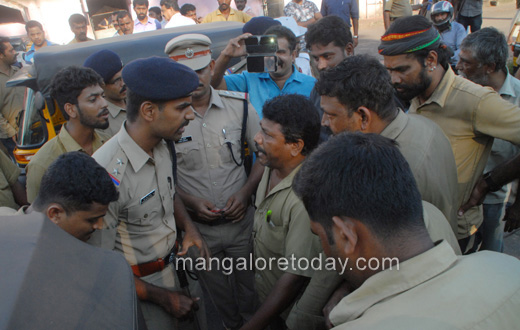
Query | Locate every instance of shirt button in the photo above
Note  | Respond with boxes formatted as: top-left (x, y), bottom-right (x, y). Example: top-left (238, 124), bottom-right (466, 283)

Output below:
top-left (202, 123), bottom-right (207, 127)
top-left (144, 214), bottom-right (148, 218)
top-left (207, 143), bottom-right (211, 147)
top-left (213, 182), bottom-right (217, 186)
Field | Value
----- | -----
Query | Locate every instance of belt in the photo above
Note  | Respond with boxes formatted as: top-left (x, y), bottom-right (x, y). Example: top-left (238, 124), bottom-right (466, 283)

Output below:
top-left (192, 216), bottom-right (235, 226)
top-left (131, 250), bottom-right (176, 278)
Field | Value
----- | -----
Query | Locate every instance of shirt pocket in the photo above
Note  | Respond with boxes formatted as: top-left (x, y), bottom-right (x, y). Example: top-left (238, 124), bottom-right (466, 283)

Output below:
top-left (256, 217), bottom-right (286, 256)
top-left (126, 194), bottom-right (162, 233)
top-left (176, 141), bottom-right (203, 170)
top-left (219, 128), bottom-right (242, 165)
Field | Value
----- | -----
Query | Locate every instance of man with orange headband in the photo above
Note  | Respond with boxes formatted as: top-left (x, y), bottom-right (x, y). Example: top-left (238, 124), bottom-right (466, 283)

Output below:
top-left (379, 15), bottom-right (520, 254)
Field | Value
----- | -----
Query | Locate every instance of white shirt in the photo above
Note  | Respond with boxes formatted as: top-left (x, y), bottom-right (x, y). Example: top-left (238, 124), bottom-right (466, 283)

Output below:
top-left (165, 13), bottom-right (196, 28)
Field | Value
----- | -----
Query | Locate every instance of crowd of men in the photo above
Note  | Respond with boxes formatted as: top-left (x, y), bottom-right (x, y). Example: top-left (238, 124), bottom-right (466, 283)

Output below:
top-left (1, 0), bottom-right (520, 329)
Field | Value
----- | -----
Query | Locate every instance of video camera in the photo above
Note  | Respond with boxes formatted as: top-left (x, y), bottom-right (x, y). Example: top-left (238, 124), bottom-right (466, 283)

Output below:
top-left (245, 35), bottom-right (278, 73)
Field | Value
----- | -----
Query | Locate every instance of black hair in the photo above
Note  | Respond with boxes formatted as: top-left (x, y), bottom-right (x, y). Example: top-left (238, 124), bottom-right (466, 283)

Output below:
top-left (117, 11), bottom-right (132, 21)
top-left (262, 94), bottom-right (320, 156)
top-left (293, 132), bottom-right (424, 244)
top-left (460, 27), bottom-right (508, 73)
top-left (316, 55), bottom-right (396, 121)
top-left (180, 3), bottom-right (196, 15)
top-left (126, 89), bottom-right (165, 123)
top-left (265, 25), bottom-right (297, 52)
top-left (49, 66), bottom-right (103, 120)
top-left (385, 15), bottom-right (452, 71)
top-left (68, 14), bottom-right (88, 28)
top-left (160, 0), bottom-right (180, 11)
top-left (305, 16), bottom-right (353, 49)
top-left (32, 152), bottom-right (119, 214)
top-left (25, 20), bottom-right (43, 33)
top-left (133, 0), bottom-right (149, 7)
top-left (149, 6), bottom-right (162, 18)
top-left (0, 37), bottom-right (10, 54)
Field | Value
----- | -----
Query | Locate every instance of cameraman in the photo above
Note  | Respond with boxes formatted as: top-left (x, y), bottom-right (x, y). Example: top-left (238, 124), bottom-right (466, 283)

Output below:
top-left (211, 25), bottom-right (316, 118)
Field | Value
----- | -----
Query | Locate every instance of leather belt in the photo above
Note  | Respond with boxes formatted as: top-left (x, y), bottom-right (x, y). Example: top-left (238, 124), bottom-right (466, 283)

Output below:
top-left (131, 251), bottom-right (176, 278)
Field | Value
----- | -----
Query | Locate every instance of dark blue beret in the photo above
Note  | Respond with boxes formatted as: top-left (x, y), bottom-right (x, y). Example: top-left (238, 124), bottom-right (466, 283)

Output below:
top-left (242, 16), bottom-right (281, 35)
top-left (122, 56), bottom-right (199, 101)
top-left (83, 49), bottom-right (123, 83)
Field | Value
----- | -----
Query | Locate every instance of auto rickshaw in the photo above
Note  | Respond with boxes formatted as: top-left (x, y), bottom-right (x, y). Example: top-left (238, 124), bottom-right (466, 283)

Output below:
top-left (7, 21), bottom-right (244, 167)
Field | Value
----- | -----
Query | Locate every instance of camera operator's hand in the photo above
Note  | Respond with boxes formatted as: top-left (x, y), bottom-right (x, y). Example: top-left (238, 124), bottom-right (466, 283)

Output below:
top-left (222, 33), bottom-right (252, 58)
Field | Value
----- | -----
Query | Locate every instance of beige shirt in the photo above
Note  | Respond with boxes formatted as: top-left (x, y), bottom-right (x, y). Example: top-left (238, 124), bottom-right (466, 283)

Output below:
top-left (254, 164), bottom-right (322, 319)
top-left (0, 150), bottom-right (20, 209)
top-left (202, 8), bottom-right (252, 23)
top-left (384, 0), bottom-right (412, 18)
top-left (381, 110), bottom-right (459, 234)
top-left (26, 125), bottom-right (109, 203)
top-left (176, 88), bottom-right (260, 209)
top-left (102, 100), bottom-right (126, 138)
top-left (329, 241), bottom-right (520, 329)
top-left (0, 66), bottom-right (25, 138)
top-left (90, 123), bottom-right (177, 266)
top-left (286, 201), bottom-right (461, 330)
top-left (409, 68), bottom-right (520, 239)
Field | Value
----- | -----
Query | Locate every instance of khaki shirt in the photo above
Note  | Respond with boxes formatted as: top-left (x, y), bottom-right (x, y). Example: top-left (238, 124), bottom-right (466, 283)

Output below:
top-left (90, 123), bottom-right (177, 266)
top-left (329, 241), bottom-right (520, 329)
top-left (26, 125), bottom-right (109, 203)
top-left (102, 100), bottom-right (126, 138)
top-left (0, 150), bottom-right (20, 209)
top-left (286, 201), bottom-right (461, 330)
top-left (409, 68), bottom-right (520, 239)
top-left (384, 0), bottom-right (412, 18)
top-left (176, 88), bottom-right (260, 209)
top-left (381, 110), bottom-right (459, 234)
top-left (0, 66), bottom-right (25, 138)
top-left (202, 8), bottom-right (252, 23)
top-left (68, 37), bottom-right (94, 44)
top-left (254, 164), bottom-right (322, 319)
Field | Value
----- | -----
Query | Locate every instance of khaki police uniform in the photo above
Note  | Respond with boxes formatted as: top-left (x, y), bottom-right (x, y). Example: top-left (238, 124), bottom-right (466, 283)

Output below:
top-left (90, 124), bottom-right (205, 330)
top-left (201, 8), bottom-right (252, 23)
top-left (254, 164), bottom-right (322, 320)
top-left (0, 150), bottom-right (20, 209)
top-left (380, 110), bottom-right (459, 234)
top-left (103, 100), bottom-right (126, 138)
top-left (409, 68), bottom-right (520, 244)
top-left (286, 200), bottom-right (461, 330)
top-left (176, 87), bottom-right (260, 328)
top-left (328, 240), bottom-right (520, 329)
top-left (26, 125), bottom-right (109, 203)
top-left (0, 66), bottom-right (24, 138)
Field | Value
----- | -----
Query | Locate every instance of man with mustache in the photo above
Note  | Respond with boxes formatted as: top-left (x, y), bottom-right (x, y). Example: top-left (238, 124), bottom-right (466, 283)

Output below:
top-left (133, 0), bottom-right (162, 33)
top-left (84, 49), bottom-right (127, 137)
top-left (166, 33), bottom-right (262, 329)
top-left (89, 57), bottom-right (209, 330)
top-left (202, 0), bottom-right (252, 23)
top-left (67, 14), bottom-right (93, 44)
top-left (379, 15), bottom-right (520, 254)
top-left (212, 25), bottom-right (316, 118)
top-left (26, 66), bottom-right (111, 203)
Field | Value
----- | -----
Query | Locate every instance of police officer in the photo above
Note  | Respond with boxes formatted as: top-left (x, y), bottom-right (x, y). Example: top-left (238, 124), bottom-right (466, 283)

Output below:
top-left (89, 57), bottom-right (210, 330)
top-left (84, 49), bottom-right (127, 137)
top-left (165, 34), bottom-right (263, 329)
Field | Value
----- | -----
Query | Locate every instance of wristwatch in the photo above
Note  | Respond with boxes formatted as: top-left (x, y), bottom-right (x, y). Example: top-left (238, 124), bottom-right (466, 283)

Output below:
top-left (353, 35), bottom-right (359, 39)
top-left (483, 172), bottom-right (501, 192)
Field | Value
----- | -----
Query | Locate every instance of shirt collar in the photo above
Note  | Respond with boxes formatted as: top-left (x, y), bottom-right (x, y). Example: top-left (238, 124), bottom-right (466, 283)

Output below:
top-left (499, 73), bottom-right (517, 99)
top-left (329, 240), bottom-right (458, 326)
top-left (106, 100), bottom-right (125, 118)
top-left (411, 67), bottom-right (456, 110)
top-left (259, 65), bottom-right (302, 83)
top-left (58, 125), bottom-right (106, 152)
top-left (135, 17), bottom-right (154, 26)
top-left (265, 163), bottom-right (303, 197)
top-left (380, 109), bottom-right (408, 140)
top-left (117, 121), bottom-right (153, 172)
top-left (217, 8), bottom-right (237, 16)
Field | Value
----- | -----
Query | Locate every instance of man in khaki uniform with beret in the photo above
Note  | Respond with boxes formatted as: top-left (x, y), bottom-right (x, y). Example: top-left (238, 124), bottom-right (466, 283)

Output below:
top-left (84, 49), bottom-right (127, 138)
top-left (293, 132), bottom-right (520, 330)
top-left (89, 57), bottom-right (209, 330)
top-left (165, 33), bottom-right (262, 329)
top-left (26, 66), bottom-right (111, 203)
top-left (379, 16), bottom-right (520, 254)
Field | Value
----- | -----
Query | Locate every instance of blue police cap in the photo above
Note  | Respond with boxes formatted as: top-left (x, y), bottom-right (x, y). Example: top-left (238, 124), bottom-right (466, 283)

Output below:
top-left (242, 16), bottom-right (281, 35)
top-left (122, 56), bottom-right (199, 101)
top-left (83, 49), bottom-right (123, 83)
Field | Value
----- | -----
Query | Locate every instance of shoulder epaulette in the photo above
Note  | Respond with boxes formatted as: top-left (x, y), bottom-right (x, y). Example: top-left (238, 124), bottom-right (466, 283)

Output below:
top-left (105, 148), bottom-right (128, 188)
top-left (225, 58), bottom-right (247, 75)
top-left (218, 90), bottom-right (248, 100)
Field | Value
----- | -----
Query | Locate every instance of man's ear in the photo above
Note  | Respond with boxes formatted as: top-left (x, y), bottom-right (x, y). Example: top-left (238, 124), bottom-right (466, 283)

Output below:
top-left (46, 203), bottom-right (66, 225)
top-left (345, 43), bottom-right (354, 56)
top-left (140, 101), bottom-right (157, 122)
top-left (484, 62), bottom-right (496, 74)
top-left (64, 103), bottom-right (78, 119)
top-left (425, 50), bottom-right (439, 69)
top-left (356, 106), bottom-right (372, 131)
top-left (332, 216), bottom-right (358, 256)
top-left (289, 139), bottom-right (304, 157)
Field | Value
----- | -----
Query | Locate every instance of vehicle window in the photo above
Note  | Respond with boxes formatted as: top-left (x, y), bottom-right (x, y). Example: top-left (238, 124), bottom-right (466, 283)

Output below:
top-left (17, 88), bottom-right (46, 147)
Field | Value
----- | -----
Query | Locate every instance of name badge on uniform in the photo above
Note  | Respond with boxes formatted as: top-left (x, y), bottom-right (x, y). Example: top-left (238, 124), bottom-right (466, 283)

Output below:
top-left (140, 189), bottom-right (156, 204)
top-left (176, 136), bottom-right (193, 144)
